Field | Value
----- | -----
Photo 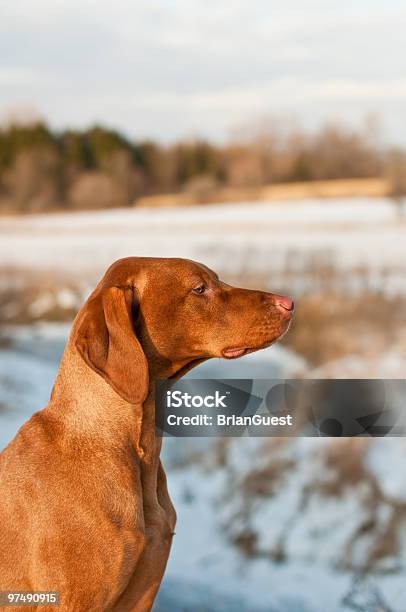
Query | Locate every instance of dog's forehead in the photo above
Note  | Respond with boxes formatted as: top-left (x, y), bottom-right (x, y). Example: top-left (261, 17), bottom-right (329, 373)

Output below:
top-left (103, 257), bottom-right (217, 289)
top-left (152, 258), bottom-right (217, 283)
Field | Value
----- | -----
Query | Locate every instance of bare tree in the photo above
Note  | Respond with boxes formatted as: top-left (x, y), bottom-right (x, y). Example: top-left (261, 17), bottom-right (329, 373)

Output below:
top-left (386, 150), bottom-right (406, 219)
top-left (3, 148), bottom-right (62, 212)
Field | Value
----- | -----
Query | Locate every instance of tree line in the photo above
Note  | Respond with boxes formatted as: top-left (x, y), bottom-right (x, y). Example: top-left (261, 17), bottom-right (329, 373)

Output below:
top-left (0, 119), bottom-right (404, 213)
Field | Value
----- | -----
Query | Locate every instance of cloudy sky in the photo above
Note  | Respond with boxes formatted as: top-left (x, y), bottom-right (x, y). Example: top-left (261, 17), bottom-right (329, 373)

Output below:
top-left (1, 0), bottom-right (405, 143)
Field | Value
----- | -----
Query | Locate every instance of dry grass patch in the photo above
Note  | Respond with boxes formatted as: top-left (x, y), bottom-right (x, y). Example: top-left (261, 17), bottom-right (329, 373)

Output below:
top-left (136, 177), bottom-right (388, 208)
top-left (282, 291), bottom-right (406, 366)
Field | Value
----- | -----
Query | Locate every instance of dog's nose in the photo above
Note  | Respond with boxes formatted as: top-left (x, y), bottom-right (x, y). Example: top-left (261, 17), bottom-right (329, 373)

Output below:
top-left (271, 294), bottom-right (294, 312)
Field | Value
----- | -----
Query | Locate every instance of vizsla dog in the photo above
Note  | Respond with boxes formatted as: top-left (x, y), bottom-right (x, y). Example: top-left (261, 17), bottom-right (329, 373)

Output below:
top-left (0, 257), bottom-right (293, 611)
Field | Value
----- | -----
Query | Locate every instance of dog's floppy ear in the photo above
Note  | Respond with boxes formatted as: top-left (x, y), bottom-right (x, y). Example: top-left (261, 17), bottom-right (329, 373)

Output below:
top-left (74, 285), bottom-right (149, 405)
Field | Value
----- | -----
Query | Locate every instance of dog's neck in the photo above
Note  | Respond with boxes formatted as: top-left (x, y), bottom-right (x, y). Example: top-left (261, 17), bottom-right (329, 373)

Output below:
top-left (47, 335), bottom-right (203, 465)
top-left (146, 352), bottom-right (208, 382)
top-left (47, 342), bottom-right (164, 462)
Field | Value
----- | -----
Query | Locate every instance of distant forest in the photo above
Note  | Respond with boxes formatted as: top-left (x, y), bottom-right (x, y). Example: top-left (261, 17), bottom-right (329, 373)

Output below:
top-left (0, 119), bottom-right (404, 212)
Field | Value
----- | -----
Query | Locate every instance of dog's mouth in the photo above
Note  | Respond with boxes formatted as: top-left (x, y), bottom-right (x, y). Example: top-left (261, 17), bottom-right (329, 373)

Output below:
top-left (222, 319), bottom-right (292, 360)
top-left (222, 342), bottom-right (272, 360)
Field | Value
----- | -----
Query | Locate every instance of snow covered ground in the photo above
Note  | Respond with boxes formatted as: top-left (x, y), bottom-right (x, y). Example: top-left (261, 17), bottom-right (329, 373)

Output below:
top-left (1, 197), bottom-right (405, 295)
top-left (158, 464), bottom-right (406, 612)
top-left (1, 325), bottom-right (406, 611)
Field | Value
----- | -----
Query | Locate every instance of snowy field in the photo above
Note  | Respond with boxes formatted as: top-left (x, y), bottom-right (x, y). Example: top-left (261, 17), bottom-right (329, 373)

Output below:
top-left (0, 197), bottom-right (405, 295)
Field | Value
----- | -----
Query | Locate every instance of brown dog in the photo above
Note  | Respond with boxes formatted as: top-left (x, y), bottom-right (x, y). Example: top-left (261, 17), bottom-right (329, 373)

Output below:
top-left (0, 257), bottom-right (293, 611)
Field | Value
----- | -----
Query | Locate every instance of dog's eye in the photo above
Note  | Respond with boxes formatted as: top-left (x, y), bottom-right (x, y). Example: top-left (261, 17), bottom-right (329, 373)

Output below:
top-left (192, 284), bottom-right (207, 295)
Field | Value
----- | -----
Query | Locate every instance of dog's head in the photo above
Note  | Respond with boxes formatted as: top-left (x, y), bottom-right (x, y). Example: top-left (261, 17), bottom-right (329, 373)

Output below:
top-left (73, 257), bottom-right (294, 404)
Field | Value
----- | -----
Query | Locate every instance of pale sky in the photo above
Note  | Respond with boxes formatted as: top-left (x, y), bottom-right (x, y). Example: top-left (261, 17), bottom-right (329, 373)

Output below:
top-left (1, 0), bottom-right (405, 143)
